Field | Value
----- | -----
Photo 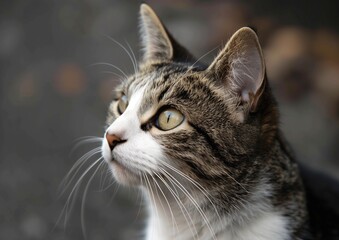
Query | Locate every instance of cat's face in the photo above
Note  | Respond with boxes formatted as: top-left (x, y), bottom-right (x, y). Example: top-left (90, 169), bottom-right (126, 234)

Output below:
top-left (102, 64), bottom-right (202, 185)
top-left (102, 5), bottom-right (277, 192)
top-left (102, 63), bottom-right (228, 186)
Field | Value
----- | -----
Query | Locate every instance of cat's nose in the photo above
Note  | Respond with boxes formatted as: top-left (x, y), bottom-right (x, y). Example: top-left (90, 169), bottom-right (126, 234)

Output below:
top-left (105, 133), bottom-right (125, 150)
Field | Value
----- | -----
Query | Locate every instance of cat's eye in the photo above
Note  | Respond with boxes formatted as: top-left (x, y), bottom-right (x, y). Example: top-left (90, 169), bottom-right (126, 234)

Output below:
top-left (155, 108), bottom-right (184, 131)
top-left (117, 95), bottom-right (128, 114)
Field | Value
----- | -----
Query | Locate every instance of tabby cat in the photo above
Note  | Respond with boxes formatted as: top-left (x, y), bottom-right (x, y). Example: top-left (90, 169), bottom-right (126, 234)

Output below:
top-left (101, 4), bottom-right (338, 240)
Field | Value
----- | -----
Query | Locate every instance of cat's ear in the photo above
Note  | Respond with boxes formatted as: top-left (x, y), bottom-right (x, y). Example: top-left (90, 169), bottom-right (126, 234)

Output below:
top-left (208, 27), bottom-right (266, 117)
top-left (139, 4), bottom-right (194, 62)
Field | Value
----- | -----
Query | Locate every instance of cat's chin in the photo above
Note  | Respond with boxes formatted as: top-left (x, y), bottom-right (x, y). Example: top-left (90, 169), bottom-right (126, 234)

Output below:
top-left (109, 160), bottom-right (141, 186)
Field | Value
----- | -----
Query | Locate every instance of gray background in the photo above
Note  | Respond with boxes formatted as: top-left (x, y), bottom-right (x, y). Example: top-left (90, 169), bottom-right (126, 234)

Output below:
top-left (1, 0), bottom-right (338, 239)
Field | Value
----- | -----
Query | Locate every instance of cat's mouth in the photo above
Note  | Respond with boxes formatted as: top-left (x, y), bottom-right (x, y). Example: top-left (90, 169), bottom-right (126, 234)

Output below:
top-left (109, 157), bottom-right (141, 185)
top-left (111, 157), bottom-right (132, 172)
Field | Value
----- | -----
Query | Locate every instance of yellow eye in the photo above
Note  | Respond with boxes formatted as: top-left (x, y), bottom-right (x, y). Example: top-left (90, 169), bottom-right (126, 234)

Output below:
top-left (117, 95), bottom-right (128, 114)
top-left (156, 108), bottom-right (184, 131)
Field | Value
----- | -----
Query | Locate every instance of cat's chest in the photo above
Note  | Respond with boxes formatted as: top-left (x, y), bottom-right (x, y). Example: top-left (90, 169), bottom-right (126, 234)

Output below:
top-left (146, 211), bottom-right (290, 240)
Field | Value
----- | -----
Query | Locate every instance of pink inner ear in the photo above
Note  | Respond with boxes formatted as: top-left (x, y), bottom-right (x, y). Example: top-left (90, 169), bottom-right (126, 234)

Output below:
top-left (230, 46), bottom-right (264, 103)
top-left (242, 90), bottom-right (250, 102)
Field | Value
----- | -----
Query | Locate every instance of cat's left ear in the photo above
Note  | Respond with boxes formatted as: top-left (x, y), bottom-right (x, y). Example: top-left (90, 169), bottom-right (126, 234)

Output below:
top-left (139, 4), bottom-right (195, 63)
top-left (208, 27), bottom-right (266, 116)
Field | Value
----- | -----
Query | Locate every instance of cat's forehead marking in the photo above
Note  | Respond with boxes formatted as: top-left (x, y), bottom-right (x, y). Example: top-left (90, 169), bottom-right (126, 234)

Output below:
top-left (127, 71), bottom-right (155, 95)
top-left (105, 85), bottom-right (147, 143)
top-left (123, 74), bottom-right (156, 121)
top-left (127, 87), bottom-right (146, 113)
top-left (123, 63), bottom-right (207, 120)
top-left (136, 70), bottom-right (177, 115)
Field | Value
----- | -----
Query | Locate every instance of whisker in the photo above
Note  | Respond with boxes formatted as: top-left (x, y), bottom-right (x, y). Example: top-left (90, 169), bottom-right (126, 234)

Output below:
top-left (69, 137), bottom-right (102, 160)
top-left (98, 167), bottom-right (117, 192)
top-left (98, 161), bottom-right (106, 191)
top-left (149, 172), bottom-right (179, 234)
top-left (135, 173), bottom-right (146, 220)
top-left (89, 62), bottom-right (129, 80)
top-left (191, 46), bottom-right (219, 68)
top-left (151, 172), bottom-right (180, 235)
top-left (66, 147), bottom-right (102, 178)
top-left (125, 40), bottom-right (139, 72)
top-left (144, 173), bottom-right (159, 227)
top-left (60, 147), bottom-right (102, 195)
top-left (159, 161), bottom-right (223, 223)
top-left (97, 71), bottom-right (126, 84)
top-left (181, 46), bottom-right (220, 80)
top-left (155, 170), bottom-right (199, 239)
top-left (61, 157), bottom-right (103, 223)
top-left (56, 156), bottom-right (103, 229)
top-left (107, 181), bottom-right (121, 207)
top-left (72, 136), bottom-right (103, 143)
top-left (143, 173), bottom-right (156, 238)
top-left (160, 168), bottom-right (217, 240)
top-left (133, 181), bottom-right (144, 222)
top-left (104, 35), bottom-right (138, 76)
top-left (81, 161), bottom-right (105, 240)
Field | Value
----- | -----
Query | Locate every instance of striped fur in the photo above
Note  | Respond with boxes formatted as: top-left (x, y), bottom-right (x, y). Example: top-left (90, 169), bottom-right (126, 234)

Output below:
top-left (102, 4), bottom-right (311, 240)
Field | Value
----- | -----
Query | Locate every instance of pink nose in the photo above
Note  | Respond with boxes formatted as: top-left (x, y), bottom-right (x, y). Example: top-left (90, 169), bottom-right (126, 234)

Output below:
top-left (106, 133), bottom-right (125, 150)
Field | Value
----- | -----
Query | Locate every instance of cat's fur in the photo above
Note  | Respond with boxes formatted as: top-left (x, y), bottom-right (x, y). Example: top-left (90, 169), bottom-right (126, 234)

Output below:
top-left (101, 4), bottom-right (338, 240)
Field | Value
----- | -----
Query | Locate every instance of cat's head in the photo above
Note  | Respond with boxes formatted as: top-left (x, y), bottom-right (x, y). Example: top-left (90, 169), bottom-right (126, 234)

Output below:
top-left (102, 4), bottom-right (278, 192)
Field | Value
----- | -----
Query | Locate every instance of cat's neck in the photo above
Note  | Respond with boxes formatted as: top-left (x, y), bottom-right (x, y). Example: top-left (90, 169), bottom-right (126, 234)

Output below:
top-left (143, 185), bottom-right (217, 240)
top-left (142, 177), bottom-right (290, 240)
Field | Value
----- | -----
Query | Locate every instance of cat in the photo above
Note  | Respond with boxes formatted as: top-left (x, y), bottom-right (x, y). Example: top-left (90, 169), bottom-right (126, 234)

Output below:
top-left (101, 4), bottom-right (339, 240)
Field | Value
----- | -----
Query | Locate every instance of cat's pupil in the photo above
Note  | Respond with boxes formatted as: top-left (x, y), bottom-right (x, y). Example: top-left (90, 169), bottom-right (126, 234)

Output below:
top-left (166, 112), bottom-right (171, 123)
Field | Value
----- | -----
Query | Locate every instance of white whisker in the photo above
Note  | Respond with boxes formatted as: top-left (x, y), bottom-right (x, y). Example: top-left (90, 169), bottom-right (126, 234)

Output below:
top-left (90, 62), bottom-right (129, 80)
top-left (104, 35), bottom-right (138, 76)
top-left (143, 173), bottom-right (155, 239)
top-left (69, 137), bottom-right (102, 161)
top-left (159, 160), bottom-right (223, 223)
top-left (149, 172), bottom-right (179, 234)
top-left (181, 46), bottom-right (219, 80)
top-left (97, 71), bottom-right (126, 84)
top-left (156, 170), bottom-right (199, 239)
top-left (61, 157), bottom-right (103, 224)
top-left (125, 40), bottom-right (139, 72)
top-left (160, 167), bottom-right (217, 240)
top-left (81, 161), bottom-right (105, 240)
top-left (60, 147), bottom-right (102, 195)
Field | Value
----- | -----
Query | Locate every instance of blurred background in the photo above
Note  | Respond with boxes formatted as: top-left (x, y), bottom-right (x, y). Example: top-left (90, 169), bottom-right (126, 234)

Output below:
top-left (1, 0), bottom-right (338, 239)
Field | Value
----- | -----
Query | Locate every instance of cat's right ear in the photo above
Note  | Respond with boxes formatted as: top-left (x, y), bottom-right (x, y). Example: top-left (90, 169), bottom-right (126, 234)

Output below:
top-left (139, 4), bottom-right (194, 63)
top-left (207, 27), bottom-right (266, 121)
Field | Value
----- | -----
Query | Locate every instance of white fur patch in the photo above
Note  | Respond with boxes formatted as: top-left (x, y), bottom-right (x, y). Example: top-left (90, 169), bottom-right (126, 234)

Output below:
top-left (229, 212), bottom-right (289, 240)
top-left (146, 209), bottom-right (289, 240)
top-left (102, 86), bottom-right (164, 184)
